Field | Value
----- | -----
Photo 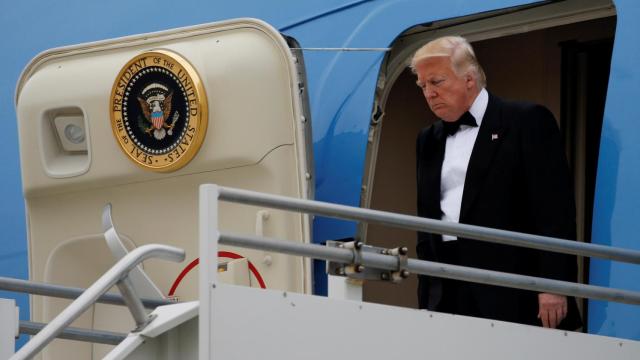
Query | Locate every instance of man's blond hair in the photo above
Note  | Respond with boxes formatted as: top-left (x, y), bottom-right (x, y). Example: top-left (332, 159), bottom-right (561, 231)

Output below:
top-left (410, 36), bottom-right (486, 89)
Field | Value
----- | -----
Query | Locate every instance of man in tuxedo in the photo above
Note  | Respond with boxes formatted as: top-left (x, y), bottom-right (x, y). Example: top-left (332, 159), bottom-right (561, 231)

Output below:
top-left (412, 36), bottom-right (581, 329)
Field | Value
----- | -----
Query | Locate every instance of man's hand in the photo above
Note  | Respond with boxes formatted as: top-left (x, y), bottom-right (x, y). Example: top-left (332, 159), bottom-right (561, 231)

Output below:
top-left (538, 293), bottom-right (567, 328)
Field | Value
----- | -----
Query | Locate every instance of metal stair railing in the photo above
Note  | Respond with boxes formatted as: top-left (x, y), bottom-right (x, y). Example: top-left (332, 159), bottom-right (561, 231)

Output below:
top-left (11, 244), bottom-right (185, 360)
top-left (218, 232), bottom-right (640, 304)
top-left (0, 276), bottom-right (172, 309)
top-left (19, 320), bottom-right (126, 346)
top-left (0, 274), bottom-right (173, 346)
top-left (200, 184), bottom-right (640, 305)
top-left (214, 185), bottom-right (640, 264)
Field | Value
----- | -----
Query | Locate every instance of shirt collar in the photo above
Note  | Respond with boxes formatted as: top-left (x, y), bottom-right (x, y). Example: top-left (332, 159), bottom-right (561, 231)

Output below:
top-left (468, 88), bottom-right (488, 127)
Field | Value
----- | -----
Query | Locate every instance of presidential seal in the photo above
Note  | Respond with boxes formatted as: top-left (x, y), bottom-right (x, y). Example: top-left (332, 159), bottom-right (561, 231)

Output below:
top-left (110, 50), bottom-right (208, 172)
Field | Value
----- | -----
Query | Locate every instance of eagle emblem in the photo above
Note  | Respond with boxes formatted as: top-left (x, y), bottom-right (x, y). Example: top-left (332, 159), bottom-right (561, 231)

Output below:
top-left (137, 83), bottom-right (179, 140)
top-left (111, 50), bottom-right (207, 172)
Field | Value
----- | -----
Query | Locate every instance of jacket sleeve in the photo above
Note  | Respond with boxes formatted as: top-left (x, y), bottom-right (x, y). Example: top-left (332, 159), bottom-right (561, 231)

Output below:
top-left (415, 127), bottom-right (429, 259)
top-left (519, 104), bottom-right (578, 282)
top-left (416, 127), bottom-right (441, 309)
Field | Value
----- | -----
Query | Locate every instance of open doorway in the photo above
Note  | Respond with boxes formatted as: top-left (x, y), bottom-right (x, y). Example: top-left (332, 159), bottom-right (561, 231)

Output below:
top-left (361, 1), bottom-right (616, 324)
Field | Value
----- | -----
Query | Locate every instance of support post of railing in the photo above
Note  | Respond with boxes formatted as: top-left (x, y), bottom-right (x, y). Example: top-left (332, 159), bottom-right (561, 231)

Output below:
top-left (11, 244), bottom-right (185, 360)
top-left (328, 275), bottom-right (363, 301)
top-left (0, 299), bottom-right (17, 359)
top-left (199, 184), bottom-right (220, 360)
top-left (116, 277), bottom-right (153, 330)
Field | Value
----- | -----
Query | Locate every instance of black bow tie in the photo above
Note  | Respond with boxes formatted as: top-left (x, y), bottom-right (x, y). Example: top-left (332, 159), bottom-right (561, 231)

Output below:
top-left (443, 111), bottom-right (477, 136)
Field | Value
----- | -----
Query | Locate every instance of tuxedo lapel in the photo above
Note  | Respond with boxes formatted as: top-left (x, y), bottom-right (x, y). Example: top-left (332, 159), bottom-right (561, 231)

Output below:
top-left (419, 122), bottom-right (447, 218)
top-left (460, 94), bottom-right (506, 221)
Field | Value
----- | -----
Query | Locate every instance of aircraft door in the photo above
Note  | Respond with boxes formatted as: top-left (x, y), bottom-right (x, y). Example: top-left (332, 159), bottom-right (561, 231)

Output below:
top-left (16, 18), bottom-right (312, 358)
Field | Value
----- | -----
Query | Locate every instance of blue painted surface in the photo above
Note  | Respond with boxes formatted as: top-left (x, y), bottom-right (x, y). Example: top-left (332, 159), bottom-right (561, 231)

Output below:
top-left (588, 0), bottom-right (640, 341)
top-left (210, 0), bottom-right (532, 293)
top-left (208, 0), bottom-right (533, 240)
top-left (3, 0), bottom-right (640, 346)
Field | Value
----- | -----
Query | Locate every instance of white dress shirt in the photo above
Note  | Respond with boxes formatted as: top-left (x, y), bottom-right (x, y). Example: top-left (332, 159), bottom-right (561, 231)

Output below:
top-left (441, 88), bottom-right (488, 241)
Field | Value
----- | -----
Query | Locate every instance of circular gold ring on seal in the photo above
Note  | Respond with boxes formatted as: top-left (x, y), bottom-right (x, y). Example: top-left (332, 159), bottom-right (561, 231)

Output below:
top-left (110, 50), bottom-right (208, 172)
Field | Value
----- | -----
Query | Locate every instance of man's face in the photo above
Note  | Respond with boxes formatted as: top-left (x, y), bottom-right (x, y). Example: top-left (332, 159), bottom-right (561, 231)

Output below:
top-left (414, 56), bottom-right (477, 122)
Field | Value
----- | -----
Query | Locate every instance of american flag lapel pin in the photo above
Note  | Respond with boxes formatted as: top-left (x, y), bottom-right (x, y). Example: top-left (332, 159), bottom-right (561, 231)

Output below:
top-left (491, 133), bottom-right (499, 141)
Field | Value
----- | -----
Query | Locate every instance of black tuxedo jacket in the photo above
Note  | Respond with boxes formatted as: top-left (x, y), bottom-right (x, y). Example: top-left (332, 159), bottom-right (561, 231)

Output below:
top-left (416, 93), bottom-right (581, 329)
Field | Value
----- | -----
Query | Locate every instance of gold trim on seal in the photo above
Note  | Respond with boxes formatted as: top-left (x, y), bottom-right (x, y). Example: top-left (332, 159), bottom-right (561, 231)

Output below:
top-left (110, 50), bottom-right (208, 172)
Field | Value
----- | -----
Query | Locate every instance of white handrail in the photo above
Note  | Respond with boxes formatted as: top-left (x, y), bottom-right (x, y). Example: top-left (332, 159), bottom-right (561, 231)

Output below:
top-left (215, 185), bottom-right (640, 264)
top-left (12, 244), bottom-right (185, 360)
top-left (200, 184), bottom-right (640, 304)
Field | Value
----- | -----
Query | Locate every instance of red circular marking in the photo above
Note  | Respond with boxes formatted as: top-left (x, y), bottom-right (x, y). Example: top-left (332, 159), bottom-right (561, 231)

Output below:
top-left (168, 258), bottom-right (199, 296)
top-left (168, 251), bottom-right (267, 296)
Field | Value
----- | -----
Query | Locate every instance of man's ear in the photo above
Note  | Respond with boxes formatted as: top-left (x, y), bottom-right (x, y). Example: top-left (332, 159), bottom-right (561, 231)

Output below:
top-left (465, 73), bottom-right (476, 89)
